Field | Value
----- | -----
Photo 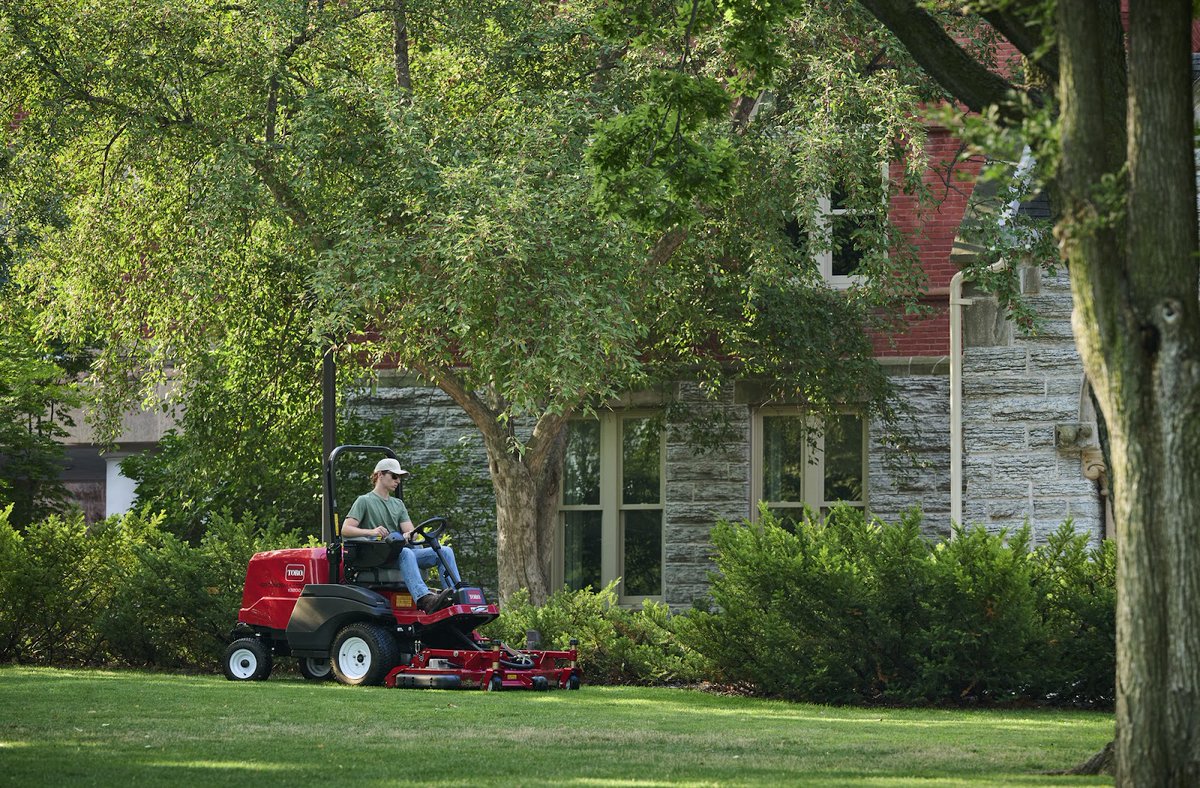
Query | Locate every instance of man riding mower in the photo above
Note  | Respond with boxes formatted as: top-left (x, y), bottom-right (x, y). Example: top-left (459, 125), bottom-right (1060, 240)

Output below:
top-left (222, 445), bottom-right (581, 690)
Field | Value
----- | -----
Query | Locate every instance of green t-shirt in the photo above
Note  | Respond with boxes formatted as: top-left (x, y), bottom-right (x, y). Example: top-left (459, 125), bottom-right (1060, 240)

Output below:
top-left (345, 492), bottom-right (410, 533)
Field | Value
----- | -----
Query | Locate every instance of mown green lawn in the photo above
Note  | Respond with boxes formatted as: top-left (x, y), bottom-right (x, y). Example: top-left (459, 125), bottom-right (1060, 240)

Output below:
top-left (0, 666), bottom-right (1112, 786)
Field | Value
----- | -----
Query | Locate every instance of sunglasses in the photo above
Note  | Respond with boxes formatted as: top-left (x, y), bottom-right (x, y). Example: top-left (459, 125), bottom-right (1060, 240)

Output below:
top-left (387, 471), bottom-right (404, 480)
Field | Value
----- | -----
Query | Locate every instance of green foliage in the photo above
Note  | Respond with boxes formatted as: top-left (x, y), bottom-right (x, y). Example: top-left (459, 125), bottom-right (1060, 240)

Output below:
top-left (914, 523), bottom-right (1041, 702)
top-left (0, 296), bottom-right (83, 528)
top-left (402, 444), bottom-right (498, 594)
top-left (120, 412), bottom-right (402, 543)
top-left (689, 507), bottom-right (1115, 706)
top-left (0, 506), bottom-right (309, 668)
top-left (483, 581), bottom-right (708, 686)
top-left (3, 0), bottom-right (921, 452)
top-left (1027, 521), bottom-right (1117, 704)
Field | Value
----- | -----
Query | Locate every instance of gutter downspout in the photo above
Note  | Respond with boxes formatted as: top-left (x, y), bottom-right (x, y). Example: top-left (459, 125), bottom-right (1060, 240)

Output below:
top-left (948, 269), bottom-right (971, 528)
top-left (949, 258), bottom-right (1012, 528)
top-left (949, 147), bottom-right (1034, 529)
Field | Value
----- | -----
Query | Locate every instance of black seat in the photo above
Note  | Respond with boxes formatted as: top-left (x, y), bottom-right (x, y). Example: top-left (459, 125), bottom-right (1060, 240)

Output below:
top-left (342, 538), bottom-right (402, 569)
top-left (341, 538), bottom-right (409, 589)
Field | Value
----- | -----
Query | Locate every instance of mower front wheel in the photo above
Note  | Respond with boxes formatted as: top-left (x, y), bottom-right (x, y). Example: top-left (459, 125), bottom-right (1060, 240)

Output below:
top-left (299, 656), bottom-right (333, 682)
top-left (224, 637), bottom-right (273, 681)
top-left (331, 622), bottom-right (399, 686)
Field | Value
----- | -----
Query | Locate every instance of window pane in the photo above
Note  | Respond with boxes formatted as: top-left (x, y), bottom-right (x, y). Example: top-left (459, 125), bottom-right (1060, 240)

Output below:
top-left (830, 184), bottom-right (849, 210)
top-left (824, 415), bottom-right (864, 503)
top-left (622, 417), bottom-right (661, 505)
top-left (762, 415), bottom-right (806, 502)
top-left (563, 420), bottom-right (600, 506)
top-left (563, 511), bottom-right (602, 591)
top-left (830, 213), bottom-right (867, 277)
top-left (622, 510), bottom-right (661, 596)
top-left (767, 507), bottom-right (805, 533)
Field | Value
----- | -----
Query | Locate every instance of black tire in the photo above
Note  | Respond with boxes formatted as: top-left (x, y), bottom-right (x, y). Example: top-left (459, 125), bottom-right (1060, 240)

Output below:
top-left (298, 656), bottom-right (333, 682)
top-left (487, 675), bottom-right (503, 692)
top-left (224, 637), bottom-right (273, 681)
top-left (567, 673), bottom-right (581, 690)
top-left (331, 622), bottom-right (399, 686)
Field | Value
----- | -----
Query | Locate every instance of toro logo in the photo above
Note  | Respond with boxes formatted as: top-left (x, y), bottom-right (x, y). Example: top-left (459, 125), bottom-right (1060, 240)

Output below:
top-left (463, 589), bottom-right (486, 605)
top-left (285, 564), bottom-right (306, 582)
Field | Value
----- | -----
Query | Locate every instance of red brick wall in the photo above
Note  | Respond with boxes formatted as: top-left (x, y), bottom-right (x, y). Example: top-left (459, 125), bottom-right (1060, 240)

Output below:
top-left (874, 125), bottom-right (983, 358)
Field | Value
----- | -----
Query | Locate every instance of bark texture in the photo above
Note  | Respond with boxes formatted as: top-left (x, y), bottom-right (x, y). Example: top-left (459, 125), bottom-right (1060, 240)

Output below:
top-left (1057, 1), bottom-right (1200, 784)
top-left (857, 0), bottom-right (1199, 781)
top-left (414, 361), bottom-right (566, 605)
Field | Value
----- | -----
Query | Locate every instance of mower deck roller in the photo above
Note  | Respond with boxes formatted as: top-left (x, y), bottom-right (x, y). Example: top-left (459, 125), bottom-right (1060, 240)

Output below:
top-left (223, 445), bottom-right (582, 691)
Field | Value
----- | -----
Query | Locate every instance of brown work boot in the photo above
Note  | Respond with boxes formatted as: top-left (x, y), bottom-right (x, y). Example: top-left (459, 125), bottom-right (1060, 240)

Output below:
top-left (416, 588), bottom-right (455, 613)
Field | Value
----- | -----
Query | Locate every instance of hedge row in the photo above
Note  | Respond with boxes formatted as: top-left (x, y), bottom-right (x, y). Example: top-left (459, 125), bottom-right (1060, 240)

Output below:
top-left (0, 506), bottom-right (309, 668)
top-left (688, 507), bottom-right (1115, 705)
top-left (0, 504), bottom-right (1115, 705)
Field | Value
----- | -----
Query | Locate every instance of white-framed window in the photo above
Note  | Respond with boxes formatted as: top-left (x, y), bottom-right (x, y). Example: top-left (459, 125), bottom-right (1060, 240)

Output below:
top-left (559, 413), bottom-right (664, 602)
top-left (815, 163), bottom-right (890, 288)
top-left (751, 410), bottom-right (867, 526)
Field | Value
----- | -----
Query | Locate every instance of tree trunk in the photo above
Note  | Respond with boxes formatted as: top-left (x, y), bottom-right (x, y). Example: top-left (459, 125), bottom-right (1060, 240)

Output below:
top-left (489, 454), bottom-right (550, 604)
top-left (417, 363), bottom-right (570, 605)
top-left (392, 0), bottom-right (412, 100)
top-left (1058, 1), bottom-right (1200, 783)
top-left (486, 418), bottom-right (568, 605)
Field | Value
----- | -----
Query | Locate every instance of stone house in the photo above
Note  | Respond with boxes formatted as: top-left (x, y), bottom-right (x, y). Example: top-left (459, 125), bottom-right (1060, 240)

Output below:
top-left (345, 136), bottom-right (1108, 609)
top-left (51, 118), bottom-right (1111, 610)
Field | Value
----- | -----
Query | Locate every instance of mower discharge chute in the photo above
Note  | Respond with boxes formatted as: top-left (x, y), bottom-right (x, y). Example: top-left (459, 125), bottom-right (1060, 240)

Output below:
top-left (223, 444), bottom-right (581, 691)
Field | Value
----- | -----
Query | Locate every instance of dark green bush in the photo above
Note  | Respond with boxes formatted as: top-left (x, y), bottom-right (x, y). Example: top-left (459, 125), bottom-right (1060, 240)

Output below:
top-left (2, 499), bottom-right (1114, 704)
top-left (688, 505), bottom-right (934, 702)
top-left (1027, 522), bottom-right (1116, 704)
top-left (687, 506), bottom-right (1115, 706)
top-left (0, 505), bottom-right (308, 668)
top-left (481, 581), bottom-right (708, 686)
top-left (910, 524), bottom-right (1041, 702)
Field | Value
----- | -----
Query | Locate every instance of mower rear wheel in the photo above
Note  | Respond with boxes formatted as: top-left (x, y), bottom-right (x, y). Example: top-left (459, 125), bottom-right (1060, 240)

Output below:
top-left (331, 622), bottom-right (399, 686)
top-left (299, 656), bottom-right (333, 682)
top-left (224, 637), bottom-right (273, 681)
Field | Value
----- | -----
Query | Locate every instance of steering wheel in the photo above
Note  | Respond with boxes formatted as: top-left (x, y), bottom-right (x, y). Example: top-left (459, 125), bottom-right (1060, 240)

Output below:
top-left (406, 516), bottom-right (448, 547)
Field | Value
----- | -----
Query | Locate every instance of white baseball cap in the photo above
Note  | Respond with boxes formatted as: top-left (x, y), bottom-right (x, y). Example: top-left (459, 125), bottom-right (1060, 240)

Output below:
top-left (373, 457), bottom-right (410, 476)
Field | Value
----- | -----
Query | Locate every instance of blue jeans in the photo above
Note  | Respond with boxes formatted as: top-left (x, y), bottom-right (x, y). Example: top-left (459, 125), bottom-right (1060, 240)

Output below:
top-left (399, 545), bottom-right (461, 599)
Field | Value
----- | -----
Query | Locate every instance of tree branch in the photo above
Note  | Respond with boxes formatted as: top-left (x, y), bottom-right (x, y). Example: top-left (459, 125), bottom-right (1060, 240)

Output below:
top-left (856, 0), bottom-right (1033, 123)
top-left (392, 0), bottom-right (412, 101)
top-left (979, 7), bottom-right (1059, 84)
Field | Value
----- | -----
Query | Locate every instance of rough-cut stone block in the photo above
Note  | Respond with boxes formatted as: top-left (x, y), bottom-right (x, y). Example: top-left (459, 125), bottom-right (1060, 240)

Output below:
top-left (1027, 347), bottom-right (1084, 373)
top-left (1046, 377), bottom-right (1086, 401)
top-left (964, 347), bottom-right (1029, 374)
top-left (962, 374), bottom-right (1046, 398)
top-left (1015, 319), bottom-right (1076, 344)
top-left (963, 426), bottom-right (1027, 451)
top-left (976, 396), bottom-right (1078, 423)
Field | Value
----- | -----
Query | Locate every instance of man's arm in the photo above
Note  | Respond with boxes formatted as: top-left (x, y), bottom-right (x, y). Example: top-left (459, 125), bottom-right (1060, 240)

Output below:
top-left (341, 517), bottom-right (389, 539)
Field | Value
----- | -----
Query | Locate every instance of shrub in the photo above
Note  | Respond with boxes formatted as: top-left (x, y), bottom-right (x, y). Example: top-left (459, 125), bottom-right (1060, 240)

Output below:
top-left (0, 507), bottom-right (309, 668)
top-left (686, 507), bottom-right (1115, 706)
top-left (1027, 522), bottom-right (1116, 704)
top-left (482, 581), bottom-right (708, 686)
top-left (689, 505), bottom-right (934, 703)
top-left (910, 524), bottom-right (1041, 702)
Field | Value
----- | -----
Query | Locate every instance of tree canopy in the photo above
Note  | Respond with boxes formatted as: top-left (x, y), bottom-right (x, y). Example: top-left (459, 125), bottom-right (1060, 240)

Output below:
top-left (1, 0), bottom-right (945, 599)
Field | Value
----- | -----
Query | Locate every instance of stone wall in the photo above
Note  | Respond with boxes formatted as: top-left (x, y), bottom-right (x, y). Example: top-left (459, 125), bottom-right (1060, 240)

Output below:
top-left (350, 373), bottom-right (959, 606)
top-left (960, 267), bottom-right (1106, 541)
top-left (662, 383), bottom-right (750, 607)
top-left (868, 366), bottom-right (953, 539)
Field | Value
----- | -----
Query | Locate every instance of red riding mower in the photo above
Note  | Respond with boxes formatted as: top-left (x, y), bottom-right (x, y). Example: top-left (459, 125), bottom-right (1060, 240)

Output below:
top-left (222, 444), bottom-right (581, 691)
